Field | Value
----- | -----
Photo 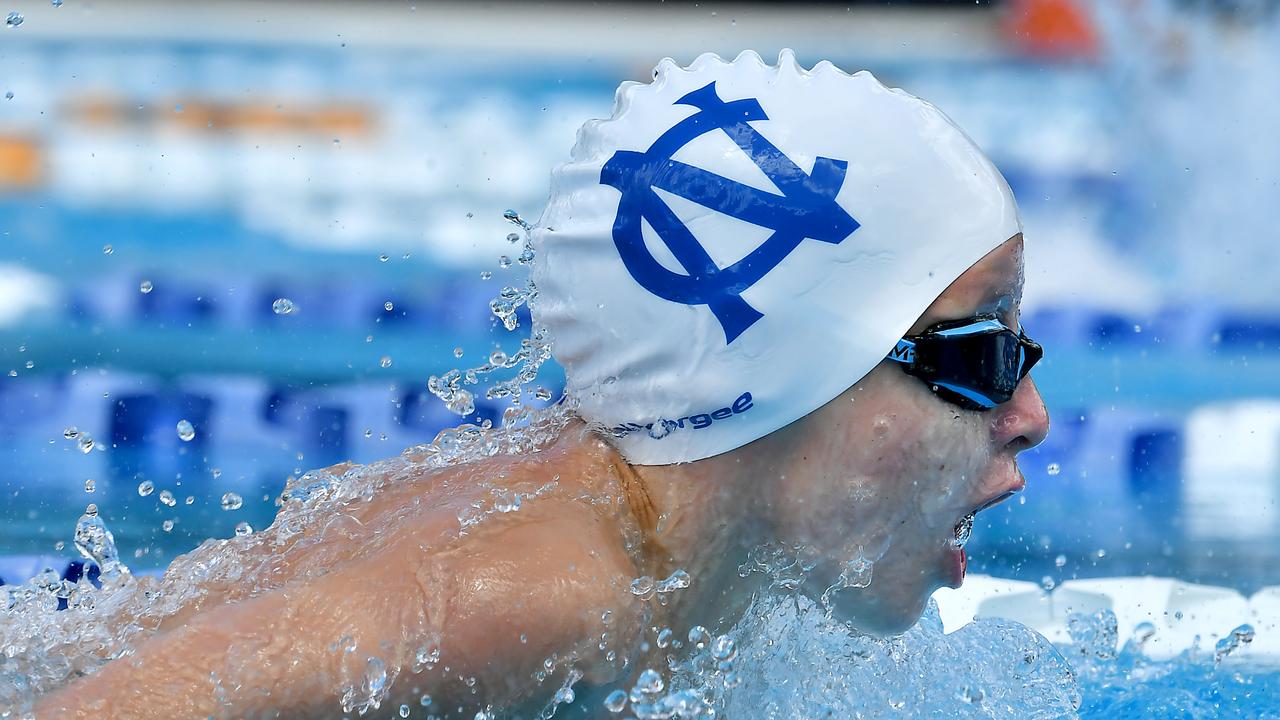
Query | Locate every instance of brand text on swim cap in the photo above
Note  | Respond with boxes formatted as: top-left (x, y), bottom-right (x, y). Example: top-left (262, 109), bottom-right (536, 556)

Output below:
top-left (611, 391), bottom-right (754, 437)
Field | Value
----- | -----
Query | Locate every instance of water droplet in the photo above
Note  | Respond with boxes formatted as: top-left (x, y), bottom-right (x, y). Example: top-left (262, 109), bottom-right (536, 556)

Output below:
top-left (656, 627), bottom-right (673, 648)
top-left (498, 255), bottom-right (512, 269)
top-left (1041, 575), bottom-right (1056, 591)
top-left (102, 244), bottom-right (113, 255)
top-left (1055, 553), bottom-right (1067, 568)
top-left (176, 419), bottom-right (195, 442)
top-left (492, 490), bottom-right (520, 513)
top-left (184, 495), bottom-right (194, 505)
top-left (272, 298), bottom-right (295, 315)
top-left (162, 519), bottom-right (174, 532)
top-left (603, 689), bottom-right (627, 713)
top-left (553, 686), bottom-right (575, 704)
top-left (83, 478), bottom-right (95, 493)
top-left (506, 232), bottom-right (520, 244)
top-left (159, 490), bottom-right (176, 507)
top-left (221, 492), bottom-right (243, 511)
top-left (710, 635), bottom-right (736, 661)
top-left (6, 11), bottom-right (24, 27)
top-left (234, 521), bottom-right (253, 536)
top-left (137, 480), bottom-right (154, 496)
top-left (412, 643), bottom-right (441, 672)
top-left (629, 576), bottom-right (655, 600)
top-left (534, 387), bottom-right (552, 401)
top-left (63, 426), bottom-right (79, 440)
top-left (384, 300), bottom-right (394, 311)
top-left (77, 435), bottom-right (94, 453)
top-left (502, 209), bottom-right (519, 221)
top-left (634, 668), bottom-right (664, 696)
top-left (3, 91), bottom-right (12, 100)
top-left (656, 568), bottom-right (690, 593)
top-left (139, 279), bottom-right (153, 294)
top-left (51, 0), bottom-right (63, 6)
top-left (647, 419), bottom-right (676, 439)
top-left (687, 626), bottom-right (711, 650)
top-left (419, 694), bottom-right (432, 707)
top-left (479, 271), bottom-right (492, 280)
top-left (399, 704), bottom-right (410, 718)
top-left (379, 254), bottom-right (390, 263)
top-left (380, 356), bottom-right (393, 368)
top-left (54, 540), bottom-right (64, 550)
top-left (453, 347), bottom-right (464, 358)
top-left (1047, 462), bottom-right (1061, 476)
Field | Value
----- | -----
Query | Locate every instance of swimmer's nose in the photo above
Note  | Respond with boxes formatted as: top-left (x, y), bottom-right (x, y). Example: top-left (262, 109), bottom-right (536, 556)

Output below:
top-left (993, 377), bottom-right (1050, 453)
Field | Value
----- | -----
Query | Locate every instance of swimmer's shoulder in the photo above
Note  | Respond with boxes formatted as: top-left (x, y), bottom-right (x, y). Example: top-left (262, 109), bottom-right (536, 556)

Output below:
top-left (385, 422), bottom-right (648, 685)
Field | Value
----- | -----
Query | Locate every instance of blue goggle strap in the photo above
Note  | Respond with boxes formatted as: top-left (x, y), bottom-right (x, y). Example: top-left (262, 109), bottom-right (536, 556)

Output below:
top-left (886, 338), bottom-right (916, 364)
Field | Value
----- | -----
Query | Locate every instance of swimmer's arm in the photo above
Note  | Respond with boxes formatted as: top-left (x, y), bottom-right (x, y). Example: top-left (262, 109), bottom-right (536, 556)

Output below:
top-left (32, 509), bottom-right (641, 719)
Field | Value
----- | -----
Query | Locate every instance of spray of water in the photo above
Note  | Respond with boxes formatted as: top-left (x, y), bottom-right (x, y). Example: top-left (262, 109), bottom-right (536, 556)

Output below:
top-left (3, 198), bottom-right (1276, 718)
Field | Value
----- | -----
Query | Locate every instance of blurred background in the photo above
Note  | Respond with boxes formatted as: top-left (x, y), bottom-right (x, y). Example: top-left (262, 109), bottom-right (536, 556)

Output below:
top-left (1, 0), bottom-right (1278, 594)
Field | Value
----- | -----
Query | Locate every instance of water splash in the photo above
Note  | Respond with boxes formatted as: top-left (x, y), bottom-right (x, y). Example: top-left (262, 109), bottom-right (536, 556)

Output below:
top-left (427, 210), bottom-right (554, 422)
top-left (72, 504), bottom-right (128, 585)
top-left (625, 595), bottom-right (1080, 719)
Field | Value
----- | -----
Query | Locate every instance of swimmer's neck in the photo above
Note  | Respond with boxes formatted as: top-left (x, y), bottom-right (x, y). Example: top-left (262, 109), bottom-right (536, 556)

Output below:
top-left (574, 419), bottom-right (779, 621)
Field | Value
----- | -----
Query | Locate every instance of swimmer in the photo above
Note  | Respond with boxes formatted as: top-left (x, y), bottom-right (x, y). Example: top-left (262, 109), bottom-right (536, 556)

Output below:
top-left (32, 51), bottom-right (1048, 719)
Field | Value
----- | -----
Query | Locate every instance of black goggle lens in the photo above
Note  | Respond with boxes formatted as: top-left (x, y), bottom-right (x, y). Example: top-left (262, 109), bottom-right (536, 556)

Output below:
top-left (898, 315), bottom-right (1042, 411)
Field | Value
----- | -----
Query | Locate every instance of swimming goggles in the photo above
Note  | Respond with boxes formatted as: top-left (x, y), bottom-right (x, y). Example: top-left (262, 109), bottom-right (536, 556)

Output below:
top-left (885, 314), bottom-right (1042, 411)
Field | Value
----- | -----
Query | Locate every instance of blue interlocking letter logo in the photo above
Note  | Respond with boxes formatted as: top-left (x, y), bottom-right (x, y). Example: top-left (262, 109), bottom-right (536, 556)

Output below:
top-left (601, 81), bottom-right (861, 343)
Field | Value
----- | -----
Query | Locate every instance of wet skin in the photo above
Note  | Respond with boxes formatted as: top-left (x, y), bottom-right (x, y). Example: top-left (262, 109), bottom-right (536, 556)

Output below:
top-left (33, 235), bottom-right (1047, 718)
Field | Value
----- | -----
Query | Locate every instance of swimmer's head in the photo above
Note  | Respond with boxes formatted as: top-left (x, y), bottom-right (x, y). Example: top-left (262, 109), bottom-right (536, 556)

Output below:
top-left (533, 50), bottom-right (1022, 465)
top-left (532, 51), bottom-right (1048, 634)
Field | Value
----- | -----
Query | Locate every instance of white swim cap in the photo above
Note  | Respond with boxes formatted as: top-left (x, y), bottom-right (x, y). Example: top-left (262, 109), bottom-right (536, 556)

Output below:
top-left (532, 50), bottom-right (1021, 465)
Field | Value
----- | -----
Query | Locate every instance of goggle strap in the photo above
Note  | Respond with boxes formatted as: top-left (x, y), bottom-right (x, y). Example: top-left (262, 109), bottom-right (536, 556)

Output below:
top-left (886, 338), bottom-right (916, 364)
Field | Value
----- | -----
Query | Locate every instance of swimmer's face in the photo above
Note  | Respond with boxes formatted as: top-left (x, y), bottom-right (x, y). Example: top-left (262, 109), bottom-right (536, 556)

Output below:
top-left (762, 235), bottom-right (1049, 635)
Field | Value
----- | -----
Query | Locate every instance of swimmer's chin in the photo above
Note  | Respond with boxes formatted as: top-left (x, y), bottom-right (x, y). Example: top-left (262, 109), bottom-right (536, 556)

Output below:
top-left (824, 586), bottom-right (931, 637)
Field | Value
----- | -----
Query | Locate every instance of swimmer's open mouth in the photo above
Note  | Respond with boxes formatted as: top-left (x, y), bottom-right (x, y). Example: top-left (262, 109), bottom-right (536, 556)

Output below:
top-left (951, 490), bottom-right (1018, 549)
